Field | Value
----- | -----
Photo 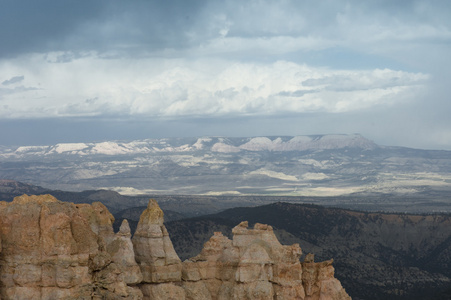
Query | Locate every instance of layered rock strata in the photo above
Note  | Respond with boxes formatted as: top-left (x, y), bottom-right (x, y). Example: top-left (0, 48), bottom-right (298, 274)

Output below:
top-left (0, 194), bottom-right (143, 299)
top-left (0, 195), bottom-right (350, 300)
top-left (182, 222), bottom-right (350, 300)
top-left (132, 199), bottom-right (184, 299)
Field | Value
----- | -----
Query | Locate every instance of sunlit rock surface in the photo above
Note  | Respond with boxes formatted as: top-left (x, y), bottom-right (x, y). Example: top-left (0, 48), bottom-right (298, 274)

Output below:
top-left (0, 194), bottom-right (143, 299)
top-left (0, 195), bottom-right (350, 300)
top-left (183, 221), bottom-right (350, 300)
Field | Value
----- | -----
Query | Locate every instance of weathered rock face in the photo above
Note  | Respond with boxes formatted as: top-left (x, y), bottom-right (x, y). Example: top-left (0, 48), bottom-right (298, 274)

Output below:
top-left (301, 253), bottom-right (351, 300)
top-left (132, 199), bottom-right (184, 299)
top-left (183, 221), bottom-right (350, 300)
top-left (0, 194), bottom-right (143, 300)
top-left (0, 195), bottom-right (350, 300)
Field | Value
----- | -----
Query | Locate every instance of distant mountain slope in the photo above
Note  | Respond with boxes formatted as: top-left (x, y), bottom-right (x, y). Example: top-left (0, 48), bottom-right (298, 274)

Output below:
top-left (165, 202), bottom-right (451, 300)
top-left (0, 179), bottom-right (48, 201)
top-left (0, 180), bottom-right (290, 215)
top-left (1, 134), bottom-right (451, 213)
top-left (0, 134), bottom-right (376, 157)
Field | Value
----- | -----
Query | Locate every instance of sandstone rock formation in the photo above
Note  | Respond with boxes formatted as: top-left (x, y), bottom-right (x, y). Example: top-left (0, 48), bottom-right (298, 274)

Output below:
top-left (0, 194), bottom-right (143, 300)
top-left (132, 199), bottom-right (184, 299)
top-left (0, 195), bottom-right (350, 300)
top-left (182, 221), bottom-right (350, 300)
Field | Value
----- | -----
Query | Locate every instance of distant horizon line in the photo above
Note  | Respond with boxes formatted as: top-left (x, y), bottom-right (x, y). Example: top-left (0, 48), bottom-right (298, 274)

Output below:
top-left (2, 133), bottom-right (449, 152)
top-left (2, 133), bottom-right (367, 146)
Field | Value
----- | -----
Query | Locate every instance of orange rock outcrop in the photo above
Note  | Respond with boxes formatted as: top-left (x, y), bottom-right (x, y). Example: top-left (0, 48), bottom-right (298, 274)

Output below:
top-left (0, 195), bottom-right (351, 300)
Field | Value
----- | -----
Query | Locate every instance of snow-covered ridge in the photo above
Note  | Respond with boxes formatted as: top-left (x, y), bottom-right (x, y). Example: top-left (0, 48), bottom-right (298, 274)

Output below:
top-left (50, 143), bottom-right (89, 154)
top-left (212, 134), bottom-right (377, 152)
top-left (1, 134), bottom-right (377, 158)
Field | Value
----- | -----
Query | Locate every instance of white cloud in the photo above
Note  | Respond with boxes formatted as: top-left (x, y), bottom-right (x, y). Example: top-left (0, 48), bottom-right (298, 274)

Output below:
top-left (0, 0), bottom-right (449, 149)
top-left (0, 53), bottom-right (428, 119)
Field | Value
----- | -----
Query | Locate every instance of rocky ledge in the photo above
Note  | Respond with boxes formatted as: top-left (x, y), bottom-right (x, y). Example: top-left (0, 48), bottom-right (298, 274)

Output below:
top-left (0, 195), bottom-right (351, 299)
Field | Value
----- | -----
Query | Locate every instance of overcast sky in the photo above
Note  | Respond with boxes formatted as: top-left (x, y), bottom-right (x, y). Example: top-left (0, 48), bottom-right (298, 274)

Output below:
top-left (1, 0), bottom-right (450, 149)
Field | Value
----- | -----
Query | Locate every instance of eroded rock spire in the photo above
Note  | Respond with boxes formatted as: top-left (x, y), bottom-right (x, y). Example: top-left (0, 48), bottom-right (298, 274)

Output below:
top-left (0, 195), bottom-right (351, 300)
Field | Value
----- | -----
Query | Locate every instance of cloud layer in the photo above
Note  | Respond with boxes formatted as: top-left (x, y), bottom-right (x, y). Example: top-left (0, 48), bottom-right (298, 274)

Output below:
top-left (0, 55), bottom-right (428, 119)
top-left (0, 0), bottom-right (450, 149)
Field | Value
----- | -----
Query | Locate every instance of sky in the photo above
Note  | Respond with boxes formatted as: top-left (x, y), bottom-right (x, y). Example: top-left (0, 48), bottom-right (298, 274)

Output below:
top-left (0, 0), bottom-right (450, 149)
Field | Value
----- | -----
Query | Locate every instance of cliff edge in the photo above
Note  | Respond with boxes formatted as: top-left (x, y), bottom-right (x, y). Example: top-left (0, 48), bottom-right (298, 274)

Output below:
top-left (0, 195), bottom-right (350, 300)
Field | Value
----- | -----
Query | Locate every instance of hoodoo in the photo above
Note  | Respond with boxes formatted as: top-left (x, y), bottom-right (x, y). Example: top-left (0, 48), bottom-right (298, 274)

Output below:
top-left (0, 195), bottom-right (351, 299)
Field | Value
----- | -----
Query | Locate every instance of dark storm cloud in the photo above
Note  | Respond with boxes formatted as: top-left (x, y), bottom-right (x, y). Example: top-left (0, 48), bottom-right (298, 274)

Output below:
top-left (2, 0), bottom-right (450, 61)
top-left (0, 0), bottom-right (210, 58)
top-left (0, 0), bottom-right (105, 57)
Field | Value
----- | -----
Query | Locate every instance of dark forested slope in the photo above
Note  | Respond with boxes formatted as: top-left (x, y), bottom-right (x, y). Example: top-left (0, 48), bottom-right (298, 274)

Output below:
top-left (165, 202), bottom-right (451, 300)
